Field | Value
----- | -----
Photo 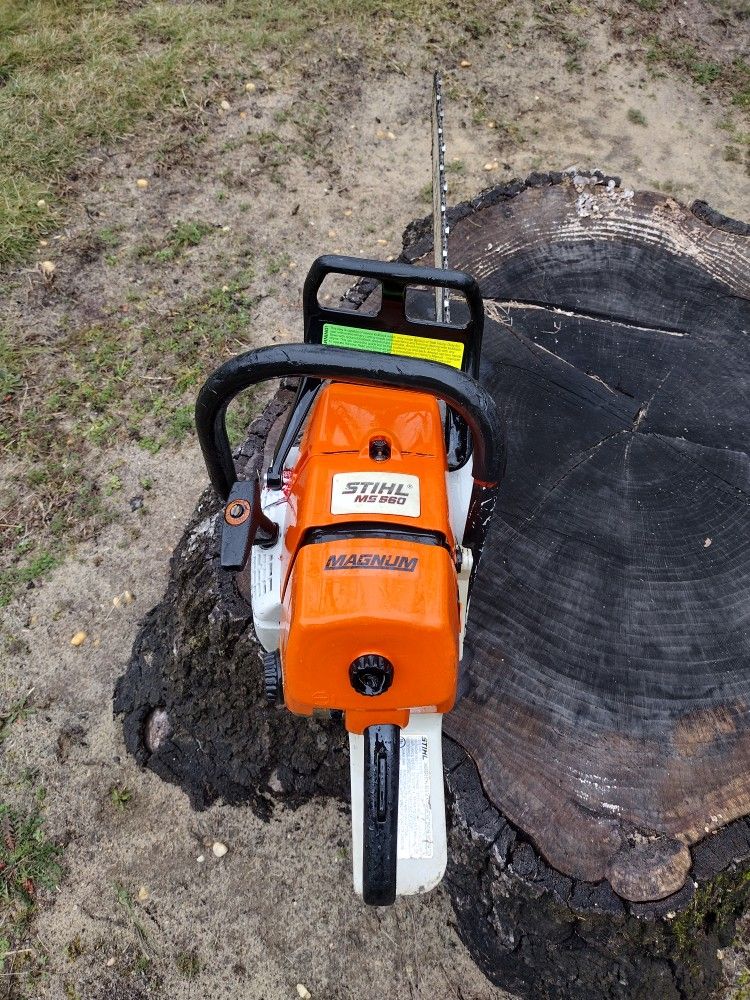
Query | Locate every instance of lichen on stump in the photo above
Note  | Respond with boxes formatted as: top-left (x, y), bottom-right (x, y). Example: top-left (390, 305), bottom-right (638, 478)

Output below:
top-left (116, 172), bottom-right (750, 1000)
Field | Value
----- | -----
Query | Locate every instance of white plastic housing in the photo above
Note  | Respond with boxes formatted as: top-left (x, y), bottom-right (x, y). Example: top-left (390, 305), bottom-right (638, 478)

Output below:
top-left (249, 488), bottom-right (288, 651)
top-left (350, 712), bottom-right (447, 898)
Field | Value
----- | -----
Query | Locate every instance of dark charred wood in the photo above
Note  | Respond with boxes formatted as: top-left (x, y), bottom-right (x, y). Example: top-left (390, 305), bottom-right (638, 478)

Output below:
top-left (116, 172), bottom-right (750, 999)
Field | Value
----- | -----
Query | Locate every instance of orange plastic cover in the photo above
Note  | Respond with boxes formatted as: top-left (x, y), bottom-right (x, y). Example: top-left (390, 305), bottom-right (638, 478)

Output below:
top-left (279, 383), bottom-right (459, 732)
top-left (281, 538), bottom-right (460, 731)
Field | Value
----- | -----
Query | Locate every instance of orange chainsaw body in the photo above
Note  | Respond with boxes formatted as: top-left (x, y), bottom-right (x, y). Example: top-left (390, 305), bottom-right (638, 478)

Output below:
top-left (278, 382), bottom-right (460, 734)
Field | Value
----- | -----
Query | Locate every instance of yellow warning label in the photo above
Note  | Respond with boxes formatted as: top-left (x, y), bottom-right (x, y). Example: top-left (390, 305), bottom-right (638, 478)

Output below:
top-left (391, 333), bottom-right (464, 369)
top-left (322, 323), bottom-right (464, 369)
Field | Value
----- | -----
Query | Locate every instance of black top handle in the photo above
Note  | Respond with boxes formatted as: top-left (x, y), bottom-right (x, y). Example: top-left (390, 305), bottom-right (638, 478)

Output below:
top-left (303, 255), bottom-right (485, 378)
top-left (195, 342), bottom-right (505, 500)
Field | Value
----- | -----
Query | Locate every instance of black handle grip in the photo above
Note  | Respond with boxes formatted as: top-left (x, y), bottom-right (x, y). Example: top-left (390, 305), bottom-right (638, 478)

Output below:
top-left (304, 254), bottom-right (484, 322)
top-left (362, 724), bottom-right (400, 906)
top-left (195, 343), bottom-right (506, 502)
top-left (302, 255), bottom-right (484, 378)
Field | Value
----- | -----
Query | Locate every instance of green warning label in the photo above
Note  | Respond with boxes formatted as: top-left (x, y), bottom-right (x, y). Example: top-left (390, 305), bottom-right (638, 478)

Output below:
top-left (322, 323), bottom-right (464, 369)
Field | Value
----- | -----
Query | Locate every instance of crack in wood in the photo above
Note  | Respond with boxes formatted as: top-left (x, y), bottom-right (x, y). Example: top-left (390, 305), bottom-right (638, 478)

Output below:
top-left (487, 296), bottom-right (691, 339)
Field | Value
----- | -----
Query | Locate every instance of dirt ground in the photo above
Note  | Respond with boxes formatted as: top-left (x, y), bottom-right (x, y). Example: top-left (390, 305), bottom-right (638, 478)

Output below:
top-left (1, 5), bottom-right (749, 999)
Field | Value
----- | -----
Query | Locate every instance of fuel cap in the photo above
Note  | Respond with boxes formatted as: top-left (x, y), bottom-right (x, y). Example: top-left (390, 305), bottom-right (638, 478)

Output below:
top-left (349, 654), bottom-right (394, 696)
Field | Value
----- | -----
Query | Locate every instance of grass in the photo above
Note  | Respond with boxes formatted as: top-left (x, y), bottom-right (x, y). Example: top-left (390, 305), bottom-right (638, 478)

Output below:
top-left (142, 220), bottom-right (215, 263)
top-left (109, 786), bottom-right (133, 812)
top-left (627, 108), bottom-right (648, 126)
top-left (0, 271), bottom-right (259, 606)
top-left (0, 802), bottom-right (62, 978)
top-left (176, 949), bottom-right (201, 979)
top-left (0, 0), bottom-right (509, 270)
top-left (114, 883), bottom-right (150, 958)
top-left (533, 5), bottom-right (588, 74)
top-left (646, 37), bottom-right (750, 108)
top-left (0, 689), bottom-right (34, 744)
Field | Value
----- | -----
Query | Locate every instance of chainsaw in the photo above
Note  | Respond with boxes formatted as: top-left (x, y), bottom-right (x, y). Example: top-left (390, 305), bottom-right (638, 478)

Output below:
top-left (195, 77), bottom-right (505, 906)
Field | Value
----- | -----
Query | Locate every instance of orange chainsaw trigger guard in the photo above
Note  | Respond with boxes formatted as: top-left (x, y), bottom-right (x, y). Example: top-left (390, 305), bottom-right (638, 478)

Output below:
top-left (277, 382), bottom-right (461, 734)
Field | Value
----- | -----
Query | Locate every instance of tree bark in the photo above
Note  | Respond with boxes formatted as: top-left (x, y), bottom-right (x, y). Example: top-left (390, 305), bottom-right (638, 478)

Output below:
top-left (116, 171), bottom-right (750, 1000)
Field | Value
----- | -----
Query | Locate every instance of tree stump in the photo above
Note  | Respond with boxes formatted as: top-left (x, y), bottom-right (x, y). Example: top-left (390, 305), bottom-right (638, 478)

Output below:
top-left (115, 172), bottom-right (750, 1000)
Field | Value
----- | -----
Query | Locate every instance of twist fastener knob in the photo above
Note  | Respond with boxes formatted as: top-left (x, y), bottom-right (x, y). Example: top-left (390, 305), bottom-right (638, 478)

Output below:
top-left (349, 654), bottom-right (394, 697)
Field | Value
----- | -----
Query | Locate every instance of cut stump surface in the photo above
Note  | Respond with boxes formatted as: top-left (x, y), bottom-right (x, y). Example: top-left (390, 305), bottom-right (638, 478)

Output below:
top-left (116, 173), bottom-right (750, 1000)
top-left (404, 174), bottom-right (750, 903)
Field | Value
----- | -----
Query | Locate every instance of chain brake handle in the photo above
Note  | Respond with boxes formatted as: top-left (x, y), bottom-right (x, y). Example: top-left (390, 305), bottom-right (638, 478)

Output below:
top-left (268, 256), bottom-right (485, 488)
top-left (302, 255), bottom-right (484, 377)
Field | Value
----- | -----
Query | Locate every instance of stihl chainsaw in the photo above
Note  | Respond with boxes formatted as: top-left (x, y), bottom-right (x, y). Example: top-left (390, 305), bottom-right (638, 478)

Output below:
top-left (195, 76), bottom-right (505, 905)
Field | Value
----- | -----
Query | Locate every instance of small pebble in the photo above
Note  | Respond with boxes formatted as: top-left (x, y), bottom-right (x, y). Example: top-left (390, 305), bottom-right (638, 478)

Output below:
top-left (483, 161), bottom-right (498, 171)
top-left (39, 260), bottom-right (56, 276)
top-left (129, 495), bottom-right (144, 512)
top-left (196, 855), bottom-right (205, 863)
top-left (386, 130), bottom-right (395, 140)
top-left (39, 239), bottom-right (49, 246)
top-left (136, 178), bottom-right (149, 189)
top-left (70, 631), bottom-right (87, 647)
top-left (704, 538), bottom-right (712, 548)
top-left (460, 59), bottom-right (472, 67)
top-left (222, 284), bottom-right (230, 292)
top-left (106, 956), bottom-right (116, 967)
top-left (220, 99), bottom-right (231, 111)
top-left (296, 986), bottom-right (311, 1000)
top-left (245, 81), bottom-right (256, 93)
top-left (376, 239), bottom-right (388, 246)
top-left (36, 199), bottom-right (47, 208)
top-left (327, 229), bottom-right (337, 238)
top-left (212, 841), bottom-right (228, 858)
top-left (137, 886), bottom-right (149, 902)
top-left (343, 208), bottom-right (352, 217)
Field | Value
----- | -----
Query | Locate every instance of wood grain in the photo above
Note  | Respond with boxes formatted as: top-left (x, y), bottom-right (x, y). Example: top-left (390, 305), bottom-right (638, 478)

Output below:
top-left (404, 173), bottom-right (750, 901)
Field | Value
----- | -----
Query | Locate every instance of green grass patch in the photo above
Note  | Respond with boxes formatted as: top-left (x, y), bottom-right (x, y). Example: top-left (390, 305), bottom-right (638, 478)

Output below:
top-left (0, 802), bottom-right (62, 978)
top-left (144, 220), bottom-right (215, 263)
top-left (0, 273), bottom-right (260, 605)
top-left (627, 107), bottom-right (648, 126)
top-left (646, 37), bottom-right (750, 108)
top-left (0, 689), bottom-right (34, 744)
top-left (176, 949), bottom-right (201, 979)
top-left (109, 786), bottom-right (133, 812)
top-left (0, 0), bottom-right (506, 270)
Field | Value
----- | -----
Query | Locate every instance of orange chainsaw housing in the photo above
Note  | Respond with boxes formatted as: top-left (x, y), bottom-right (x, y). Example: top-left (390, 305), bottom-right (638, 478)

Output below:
top-left (278, 382), bottom-right (460, 734)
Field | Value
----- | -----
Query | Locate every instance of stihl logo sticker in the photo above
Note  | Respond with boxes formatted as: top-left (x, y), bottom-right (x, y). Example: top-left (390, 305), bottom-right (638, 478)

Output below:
top-left (324, 553), bottom-right (418, 572)
top-left (330, 473), bottom-right (420, 517)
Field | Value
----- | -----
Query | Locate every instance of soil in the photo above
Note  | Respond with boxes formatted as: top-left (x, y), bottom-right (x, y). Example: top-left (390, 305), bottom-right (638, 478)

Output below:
top-left (1, 9), bottom-right (749, 1000)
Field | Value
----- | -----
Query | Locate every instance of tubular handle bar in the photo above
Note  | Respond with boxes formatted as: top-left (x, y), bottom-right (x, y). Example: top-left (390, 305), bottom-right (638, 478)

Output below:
top-left (195, 343), bottom-right (506, 502)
